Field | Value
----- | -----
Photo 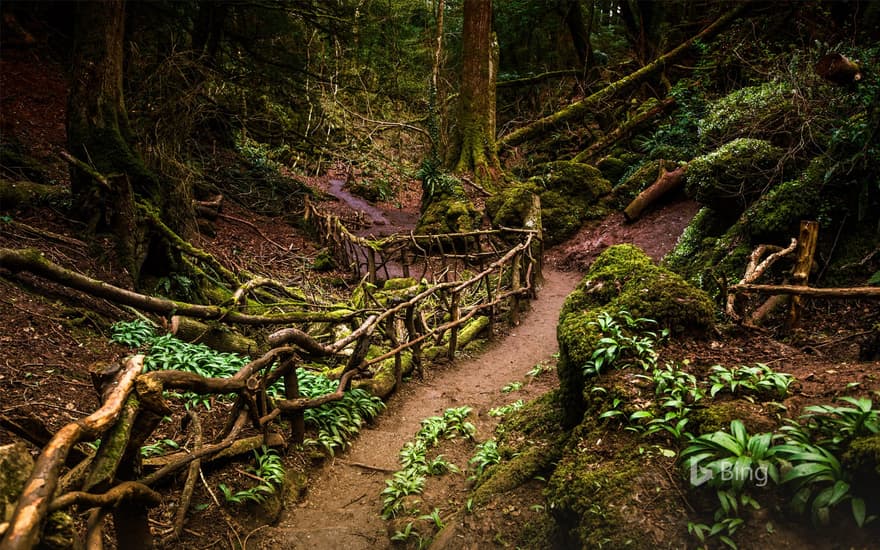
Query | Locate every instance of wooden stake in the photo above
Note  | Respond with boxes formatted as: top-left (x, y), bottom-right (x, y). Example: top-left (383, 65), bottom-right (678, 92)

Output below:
top-left (788, 221), bottom-right (819, 329)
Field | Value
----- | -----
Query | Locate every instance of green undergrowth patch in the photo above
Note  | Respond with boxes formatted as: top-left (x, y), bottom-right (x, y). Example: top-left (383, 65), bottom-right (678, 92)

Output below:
top-left (110, 319), bottom-right (385, 457)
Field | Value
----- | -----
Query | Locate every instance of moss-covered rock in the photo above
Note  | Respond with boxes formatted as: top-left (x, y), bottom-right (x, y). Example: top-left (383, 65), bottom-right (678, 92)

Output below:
top-left (699, 82), bottom-right (799, 147)
top-left (486, 161), bottom-right (610, 245)
top-left (557, 245), bottom-right (714, 427)
top-left (595, 156), bottom-right (627, 185)
top-left (742, 156), bottom-right (828, 240)
top-left (416, 189), bottom-right (481, 235)
top-left (690, 399), bottom-right (778, 434)
top-left (311, 249), bottom-right (335, 272)
top-left (545, 425), bottom-right (683, 549)
top-left (473, 391), bottom-right (568, 505)
top-left (685, 138), bottom-right (789, 213)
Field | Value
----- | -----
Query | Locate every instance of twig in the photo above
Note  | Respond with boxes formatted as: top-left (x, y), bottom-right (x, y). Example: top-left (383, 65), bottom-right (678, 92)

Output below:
top-left (336, 459), bottom-right (396, 473)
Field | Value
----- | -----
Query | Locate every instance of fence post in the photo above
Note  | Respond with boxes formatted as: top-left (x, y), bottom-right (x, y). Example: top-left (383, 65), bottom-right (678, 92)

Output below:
top-left (405, 305), bottom-right (422, 377)
top-left (281, 354), bottom-right (304, 445)
top-left (788, 220), bottom-right (819, 329)
top-left (511, 252), bottom-right (522, 325)
top-left (447, 291), bottom-right (460, 360)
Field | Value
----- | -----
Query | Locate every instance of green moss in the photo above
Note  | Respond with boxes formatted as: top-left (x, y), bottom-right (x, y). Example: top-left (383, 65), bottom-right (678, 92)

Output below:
top-left (546, 438), bottom-right (650, 549)
top-left (699, 82), bottom-right (796, 147)
top-left (416, 189), bottom-right (481, 235)
top-left (311, 249), bottom-right (335, 272)
top-left (685, 138), bottom-right (788, 213)
top-left (487, 162), bottom-right (610, 245)
top-left (841, 433), bottom-right (880, 505)
top-left (690, 399), bottom-right (778, 434)
top-left (557, 245), bottom-right (714, 427)
top-left (381, 277), bottom-right (418, 291)
top-left (0, 179), bottom-right (68, 209)
top-left (663, 211), bottom-right (756, 298)
top-left (595, 157), bottom-right (627, 185)
top-left (744, 157), bottom-right (828, 240)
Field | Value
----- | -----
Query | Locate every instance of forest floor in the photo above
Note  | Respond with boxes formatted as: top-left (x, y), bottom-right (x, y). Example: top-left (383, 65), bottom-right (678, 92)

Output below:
top-left (2, 45), bottom-right (880, 549)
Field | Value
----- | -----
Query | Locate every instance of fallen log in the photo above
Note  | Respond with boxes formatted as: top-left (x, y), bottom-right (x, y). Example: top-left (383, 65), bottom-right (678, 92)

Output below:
top-left (0, 248), bottom-right (357, 325)
top-left (573, 97), bottom-right (676, 164)
top-left (498, 4), bottom-right (746, 149)
top-left (730, 284), bottom-right (880, 299)
top-left (170, 316), bottom-right (258, 356)
top-left (623, 162), bottom-right (687, 221)
top-left (815, 52), bottom-right (862, 85)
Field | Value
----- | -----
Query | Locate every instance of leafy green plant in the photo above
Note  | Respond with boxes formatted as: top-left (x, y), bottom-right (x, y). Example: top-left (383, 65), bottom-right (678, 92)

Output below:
top-left (416, 157), bottom-right (456, 199)
top-left (382, 469), bottom-right (426, 518)
top-left (110, 319), bottom-right (157, 347)
top-left (488, 400), bottom-right (524, 418)
top-left (110, 319), bottom-right (384, 453)
top-left (582, 310), bottom-right (667, 377)
top-left (501, 381), bottom-right (523, 393)
top-left (799, 396), bottom-right (879, 449)
top-left (526, 362), bottom-right (552, 377)
top-left (418, 507), bottom-right (445, 529)
top-left (468, 439), bottom-right (501, 483)
top-left (707, 363), bottom-right (793, 399)
top-left (218, 446), bottom-right (285, 505)
top-left (390, 521), bottom-right (425, 546)
top-left (774, 440), bottom-right (869, 526)
top-left (140, 438), bottom-right (180, 457)
top-left (681, 420), bottom-right (778, 493)
top-left (381, 407), bottom-right (475, 519)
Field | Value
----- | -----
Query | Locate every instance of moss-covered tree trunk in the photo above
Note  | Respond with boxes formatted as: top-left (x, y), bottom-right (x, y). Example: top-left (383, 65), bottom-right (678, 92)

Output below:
top-left (67, 0), bottom-right (193, 285)
top-left (451, 0), bottom-right (500, 187)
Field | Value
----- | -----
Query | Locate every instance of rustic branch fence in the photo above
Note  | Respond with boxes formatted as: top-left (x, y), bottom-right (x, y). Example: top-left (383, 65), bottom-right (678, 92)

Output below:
top-left (1, 201), bottom-right (543, 549)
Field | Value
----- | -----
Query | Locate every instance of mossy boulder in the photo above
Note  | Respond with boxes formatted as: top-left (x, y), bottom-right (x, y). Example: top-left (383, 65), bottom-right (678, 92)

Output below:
top-left (557, 245), bottom-right (714, 427)
top-left (311, 249), bottom-right (335, 272)
top-left (472, 392), bottom-right (567, 505)
top-left (742, 156), bottom-right (828, 240)
top-left (595, 156), bottom-right (627, 185)
top-left (545, 428), bottom-right (683, 549)
top-left (416, 189), bottom-right (481, 235)
top-left (486, 161), bottom-right (610, 245)
top-left (699, 82), bottom-right (798, 147)
top-left (685, 138), bottom-right (789, 213)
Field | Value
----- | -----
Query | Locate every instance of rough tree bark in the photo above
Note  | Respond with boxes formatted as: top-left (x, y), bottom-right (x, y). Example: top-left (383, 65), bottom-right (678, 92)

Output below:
top-left (67, 0), bottom-right (194, 285)
top-left (451, 0), bottom-right (501, 185)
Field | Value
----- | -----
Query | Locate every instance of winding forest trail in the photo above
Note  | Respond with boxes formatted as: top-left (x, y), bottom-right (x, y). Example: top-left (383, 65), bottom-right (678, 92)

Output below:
top-left (251, 267), bottom-right (582, 549)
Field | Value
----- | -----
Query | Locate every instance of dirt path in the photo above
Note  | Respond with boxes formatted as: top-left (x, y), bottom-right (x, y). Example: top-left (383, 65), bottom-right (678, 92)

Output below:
top-left (250, 267), bottom-right (582, 549)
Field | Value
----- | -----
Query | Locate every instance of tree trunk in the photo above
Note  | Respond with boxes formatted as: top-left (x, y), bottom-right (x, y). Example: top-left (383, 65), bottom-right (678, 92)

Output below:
top-left (562, 0), bottom-right (592, 70)
top-left (452, 0), bottom-right (500, 186)
top-left (498, 4), bottom-right (746, 149)
top-left (67, 0), bottom-right (194, 286)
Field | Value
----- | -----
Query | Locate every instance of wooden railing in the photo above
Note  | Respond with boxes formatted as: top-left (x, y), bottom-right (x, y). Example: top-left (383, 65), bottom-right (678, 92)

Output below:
top-left (1, 201), bottom-right (544, 550)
